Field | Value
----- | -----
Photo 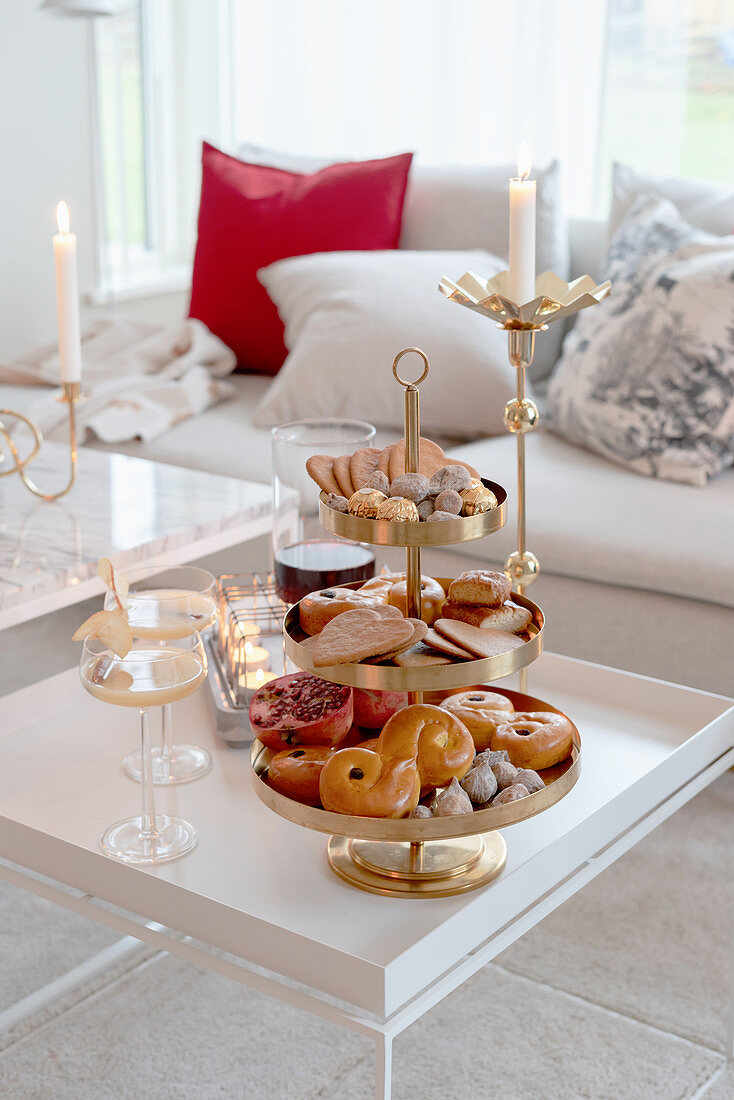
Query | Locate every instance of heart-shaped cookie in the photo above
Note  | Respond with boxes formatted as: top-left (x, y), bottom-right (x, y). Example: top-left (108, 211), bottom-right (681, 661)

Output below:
top-left (306, 454), bottom-right (341, 496)
top-left (350, 447), bottom-right (382, 490)
top-left (313, 609), bottom-right (414, 667)
top-left (365, 617), bottom-right (429, 663)
top-left (333, 454), bottom-right (355, 499)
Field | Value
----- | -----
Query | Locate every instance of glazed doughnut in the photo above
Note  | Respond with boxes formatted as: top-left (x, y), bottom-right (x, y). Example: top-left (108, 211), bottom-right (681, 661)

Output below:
top-left (387, 576), bottom-right (446, 624)
top-left (491, 712), bottom-right (574, 771)
top-left (299, 577), bottom-right (392, 635)
top-left (378, 703), bottom-right (475, 794)
top-left (447, 570), bottom-right (511, 609)
top-left (319, 747), bottom-right (420, 817)
top-left (264, 746), bottom-right (335, 807)
top-left (440, 690), bottom-right (515, 750)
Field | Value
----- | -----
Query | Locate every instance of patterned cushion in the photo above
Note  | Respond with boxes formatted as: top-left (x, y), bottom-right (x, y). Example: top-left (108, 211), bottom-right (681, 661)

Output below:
top-left (547, 196), bottom-right (734, 486)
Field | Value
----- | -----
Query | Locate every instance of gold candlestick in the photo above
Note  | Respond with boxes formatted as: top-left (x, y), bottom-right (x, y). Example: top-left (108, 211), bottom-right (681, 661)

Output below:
top-left (0, 382), bottom-right (81, 501)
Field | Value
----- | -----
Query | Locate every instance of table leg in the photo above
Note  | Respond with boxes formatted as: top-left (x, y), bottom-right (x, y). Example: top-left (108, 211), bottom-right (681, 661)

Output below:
top-left (375, 1032), bottom-right (393, 1100)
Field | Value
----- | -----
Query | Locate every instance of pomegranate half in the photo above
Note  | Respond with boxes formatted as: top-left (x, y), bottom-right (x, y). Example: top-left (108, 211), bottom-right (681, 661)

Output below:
top-left (249, 672), bottom-right (353, 752)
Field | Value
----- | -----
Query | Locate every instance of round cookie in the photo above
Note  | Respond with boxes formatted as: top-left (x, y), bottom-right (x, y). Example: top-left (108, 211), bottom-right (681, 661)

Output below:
top-left (434, 488), bottom-right (462, 515)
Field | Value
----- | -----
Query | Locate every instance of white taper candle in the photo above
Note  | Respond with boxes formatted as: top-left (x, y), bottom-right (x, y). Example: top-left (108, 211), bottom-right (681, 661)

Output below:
top-left (53, 201), bottom-right (82, 383)
top-left (508, 144), bottom-right (536, 306)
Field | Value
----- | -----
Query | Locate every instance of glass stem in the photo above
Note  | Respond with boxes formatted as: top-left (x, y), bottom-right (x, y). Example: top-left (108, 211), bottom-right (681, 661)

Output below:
top-left (139, 708), bottom-right (160, 850)
top-left (160, 703), bottom-right (174, 763)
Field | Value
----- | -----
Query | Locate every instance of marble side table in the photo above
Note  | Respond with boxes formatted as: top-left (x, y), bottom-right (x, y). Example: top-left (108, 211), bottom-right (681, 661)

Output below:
top-left (0, 442), bottom-right (272, 631)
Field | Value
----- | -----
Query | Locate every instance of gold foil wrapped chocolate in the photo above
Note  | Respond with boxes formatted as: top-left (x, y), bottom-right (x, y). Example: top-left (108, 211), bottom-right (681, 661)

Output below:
top-left (460, 485), bottom-right (498, 516)
top-left (375, 497), bottom-right (420, 522)
top-left (348, 488), bottom-right (387, 518)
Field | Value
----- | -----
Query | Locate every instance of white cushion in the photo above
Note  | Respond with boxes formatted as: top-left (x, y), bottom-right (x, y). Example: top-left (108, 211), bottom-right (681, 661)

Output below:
top-left (445, 430), bottom-right (734, 609)
top-left (255, 249), bottom-right (520, 438)
top-left (547, 197), bottom-right (734, 486)
top-left (610, 162), bottom-right (734, 238)
top-left (238, 144), bottom-right (568, 379)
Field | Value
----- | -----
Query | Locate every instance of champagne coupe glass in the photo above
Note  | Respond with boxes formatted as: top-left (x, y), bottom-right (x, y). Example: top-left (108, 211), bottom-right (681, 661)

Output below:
top-left (80, 634), bottom-right (207, 864)
top-left (104, 566), bottom-right (217, 785)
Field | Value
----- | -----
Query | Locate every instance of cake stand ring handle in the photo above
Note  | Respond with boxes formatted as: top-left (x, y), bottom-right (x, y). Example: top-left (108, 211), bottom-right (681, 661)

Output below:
top-left (392, 347), bottom-right (429, 388)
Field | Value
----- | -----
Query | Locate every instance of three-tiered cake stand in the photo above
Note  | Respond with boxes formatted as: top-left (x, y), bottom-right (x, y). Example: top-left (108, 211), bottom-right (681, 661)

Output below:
top-left (250, 346), bottom-right (582, 898)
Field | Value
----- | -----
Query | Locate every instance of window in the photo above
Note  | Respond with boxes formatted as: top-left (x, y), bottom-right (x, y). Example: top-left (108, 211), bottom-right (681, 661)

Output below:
top-left (599, 0), bottom-right (734, 207)
top-left (92, 0), bottom-right (231, 301)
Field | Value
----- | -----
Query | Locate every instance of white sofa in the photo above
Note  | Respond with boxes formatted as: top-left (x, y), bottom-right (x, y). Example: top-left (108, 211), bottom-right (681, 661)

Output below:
top-left (3, 212), bottom-right (731, 695)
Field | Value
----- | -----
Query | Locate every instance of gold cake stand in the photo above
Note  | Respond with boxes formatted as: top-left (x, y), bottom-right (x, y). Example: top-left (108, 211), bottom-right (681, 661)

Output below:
top-left (250, 348), bottom-right (581, 898)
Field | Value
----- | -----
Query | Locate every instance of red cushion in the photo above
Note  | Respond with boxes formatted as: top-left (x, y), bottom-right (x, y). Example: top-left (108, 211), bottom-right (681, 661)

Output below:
top-left (188, 143), bottom-right (413, 374)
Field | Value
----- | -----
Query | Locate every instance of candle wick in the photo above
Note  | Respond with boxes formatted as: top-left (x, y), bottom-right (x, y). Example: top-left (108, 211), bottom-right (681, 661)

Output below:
top-left (520, 170), bottom-right (529, 183)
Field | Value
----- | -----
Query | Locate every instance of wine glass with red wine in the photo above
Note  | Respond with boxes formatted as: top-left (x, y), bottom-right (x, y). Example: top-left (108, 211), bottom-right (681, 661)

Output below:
top-left (271, 419), bottom-right (377, 605)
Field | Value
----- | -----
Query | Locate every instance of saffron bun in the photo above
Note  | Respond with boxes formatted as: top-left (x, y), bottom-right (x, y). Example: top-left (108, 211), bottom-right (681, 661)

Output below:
top-left (387, 575), bottom-right (446, 624)
top-left (439, 690), bottom-right (515, 751)
top-left (299, 576), bottom-right (393, 636)
top-left (319, 747), bottom-right (420, 818)
top-left (378, 703), bottom-right (475, 794)
top-left (491, 712), bottom-right (574, 771)
top-left (264, 746), bottom-right (335, 807)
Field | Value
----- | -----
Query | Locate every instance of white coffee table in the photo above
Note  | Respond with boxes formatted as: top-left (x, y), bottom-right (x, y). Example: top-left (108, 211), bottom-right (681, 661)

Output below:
top-left (0, 442), bottom-right (272, 630)
top-left (0, 652), bottom-right (732, 1099)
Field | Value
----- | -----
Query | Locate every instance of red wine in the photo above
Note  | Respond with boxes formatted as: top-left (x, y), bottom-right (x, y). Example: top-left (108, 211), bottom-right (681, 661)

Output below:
top-left (275, 540), bottom-right (376, 604)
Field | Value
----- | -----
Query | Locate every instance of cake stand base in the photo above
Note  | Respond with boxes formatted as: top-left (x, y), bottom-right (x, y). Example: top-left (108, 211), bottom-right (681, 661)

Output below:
top-left (327, 833), bottom-right (507, 898)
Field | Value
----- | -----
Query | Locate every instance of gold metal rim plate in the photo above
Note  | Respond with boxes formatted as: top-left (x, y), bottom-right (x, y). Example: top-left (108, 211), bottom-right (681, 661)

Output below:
top-left (326, 833), bottom-right (508, 898)
top-left (284, 579), bottom-right (543, 692)
top-left (249, 686), bottom-right (581, 843)
top-left (319, 478), bottom-right (507, 547)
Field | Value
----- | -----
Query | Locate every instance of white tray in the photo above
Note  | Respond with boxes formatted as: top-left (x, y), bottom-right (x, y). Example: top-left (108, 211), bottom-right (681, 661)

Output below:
top-left (0, 652), bottom-right (732, 1018)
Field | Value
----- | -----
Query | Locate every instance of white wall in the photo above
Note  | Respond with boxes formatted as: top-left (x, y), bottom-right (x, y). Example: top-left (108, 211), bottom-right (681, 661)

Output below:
top-left (0, 0), bottom-right (185, 363)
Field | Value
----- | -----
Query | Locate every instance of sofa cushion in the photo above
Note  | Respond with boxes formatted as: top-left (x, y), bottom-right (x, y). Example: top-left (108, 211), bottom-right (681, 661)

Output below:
top-left (444, 431), bottom-right (734, 610)
top-left (255, 248), bottom-right (518, 439)
top-left (547, 197), bottom-right (734, 487)
top-left (188, 143), bottom-right (413, 375)
top-left (611, 162), bottom-right (734, 239)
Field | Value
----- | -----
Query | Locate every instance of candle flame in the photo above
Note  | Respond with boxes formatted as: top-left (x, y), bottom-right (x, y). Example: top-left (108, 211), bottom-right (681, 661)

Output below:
top-left (517, 143), bottom-right (532, 182)
top-left (56, 201), bottom-right (70, 235)
top-left (256, 669), bottom-right (264, 685)
top-left (245, 641), bottom-right (253, 655)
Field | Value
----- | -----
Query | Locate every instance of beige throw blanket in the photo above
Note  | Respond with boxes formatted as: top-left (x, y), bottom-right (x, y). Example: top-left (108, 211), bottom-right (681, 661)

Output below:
top-left (0, 316), bottom-right (236, 443)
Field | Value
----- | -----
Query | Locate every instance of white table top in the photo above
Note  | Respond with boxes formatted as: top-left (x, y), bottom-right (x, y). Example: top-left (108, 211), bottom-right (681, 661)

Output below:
top-left (1, 652), bottom-right (732, 1017)
top-left (0, 443), bottom-right (272, 629)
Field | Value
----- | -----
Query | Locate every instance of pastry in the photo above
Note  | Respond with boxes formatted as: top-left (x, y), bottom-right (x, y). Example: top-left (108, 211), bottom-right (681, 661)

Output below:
top-left (378, 703), bottom-right (475, 793)
top-left (493, 782), bottom-right (530, 805)
top-left (433, 619), bottom-right (525, 659)
top-left (514, 768), bottom-right (545, 794)
top-left (422, 628), bottom-right (473, 660)
top-left (428, 464), bottom-right (472, 495)
top-left (474, 748), bottom-right (510, 767)
top-left (389, 472), bottom-right (430, 502)
top-left (491, 712), bottom-right (575, 770)
top-left (459, 759), bottom-right (498, 804)
top-left (409, 804), bottom-right (433, 819)
top-left (442, 600), bottom-right (532, 634)
top-left (305, 454), bottom-right (341, 496)
top-left (299, 582), bottom-right (391, 635)
top-left (439, 689), bottom-right (515, 750)
top-left (447, 570), bottom-right (511, 608)
top-left (365, 470), bottom-right (390, 495)
top-left (387, 576), bottom-right (445, 624)
top-left (325, 493), bottom-right (349, 513)
top-left (249, 672), bottom-right (353, 752)
top-left (426, 510), bottom-right (456, 522)
top-left (312, 608), bottom-right (415, 667)
top-left (431, 777), bottom-right (473, 816)
top-left (392, 642), bottom-right (453, 667)
top-left (375, 497), bottom-right (420, 522)
top-left (417, 499), bottom-right (435, 520)
top-left (350, 446), bottom-right (382, 489)
top-left (348, 487), bottom-right (387, 517)
top-left (389, 437), bottom-right (447, 480)
top-left (460, 485), bottom-right (498, 515)
top-left (434, 488), bottom-right (462, 515)
top-left (264, 746), bottom-right (335, 806)
top-left (333, 454), bottom-right (356, 499)
top-left (319, 748), bottom-right (420, 818)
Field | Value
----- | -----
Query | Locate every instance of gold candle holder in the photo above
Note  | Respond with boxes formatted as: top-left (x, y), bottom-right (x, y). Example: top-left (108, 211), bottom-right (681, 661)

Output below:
top-left (0, 382), bottom-right (81, 501)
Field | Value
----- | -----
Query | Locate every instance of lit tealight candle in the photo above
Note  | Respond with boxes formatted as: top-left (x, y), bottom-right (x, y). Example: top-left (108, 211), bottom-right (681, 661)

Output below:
top-left (508, 143), bottom-right (536, 306)
top-left (243, 668), bottom-right (276, 691)
top-left (53, 201), bottom-right (82, 384)
top-left (240, 640), bottom-right (270, 677)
